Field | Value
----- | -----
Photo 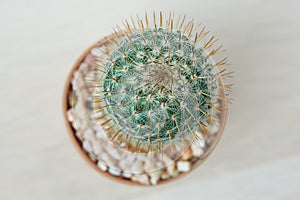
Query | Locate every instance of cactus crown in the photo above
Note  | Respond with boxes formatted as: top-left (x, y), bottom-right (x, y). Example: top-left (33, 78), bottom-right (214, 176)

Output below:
top-left (92, 12), bottom-right (230, 153)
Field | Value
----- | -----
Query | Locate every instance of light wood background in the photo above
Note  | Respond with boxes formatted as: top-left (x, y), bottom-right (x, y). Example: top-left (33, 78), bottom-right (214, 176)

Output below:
top-left (1, 0), bottom-right (300, 199)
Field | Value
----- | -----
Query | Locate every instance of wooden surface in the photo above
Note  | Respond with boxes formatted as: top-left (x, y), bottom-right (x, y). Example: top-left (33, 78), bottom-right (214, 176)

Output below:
top-left (1, 0), bottom-right (300, 199)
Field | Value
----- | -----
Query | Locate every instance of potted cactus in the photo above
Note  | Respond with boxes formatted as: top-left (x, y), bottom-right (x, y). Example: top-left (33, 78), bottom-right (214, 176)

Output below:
top-left (63, 12), bottom-right (231, 185)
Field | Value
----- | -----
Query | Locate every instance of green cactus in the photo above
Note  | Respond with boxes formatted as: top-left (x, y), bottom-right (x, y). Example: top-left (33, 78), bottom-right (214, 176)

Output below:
top-left (92, 13), bottom-right (230, 153)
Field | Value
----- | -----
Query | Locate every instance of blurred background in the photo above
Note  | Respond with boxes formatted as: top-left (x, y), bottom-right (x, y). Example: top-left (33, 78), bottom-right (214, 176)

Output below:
top-left (1, 0), bottom-right (300, 199)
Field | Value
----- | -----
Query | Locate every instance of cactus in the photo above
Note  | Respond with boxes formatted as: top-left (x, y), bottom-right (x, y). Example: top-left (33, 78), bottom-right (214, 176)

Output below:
top-left (92, 12), bottom-right (231, 153)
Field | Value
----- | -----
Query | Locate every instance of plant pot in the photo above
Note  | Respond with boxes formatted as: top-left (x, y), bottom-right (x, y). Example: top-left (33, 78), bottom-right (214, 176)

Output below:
top-left (62, 32), bottom-right (228, 186)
